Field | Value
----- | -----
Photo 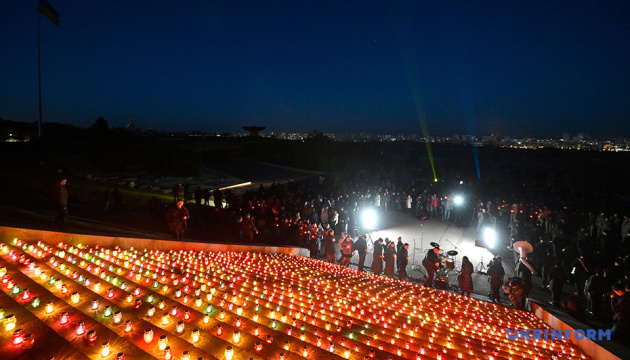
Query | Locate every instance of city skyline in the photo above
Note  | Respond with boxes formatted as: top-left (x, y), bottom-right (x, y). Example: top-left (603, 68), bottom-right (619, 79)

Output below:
top-left (1, 1), bottom-right (629, 137)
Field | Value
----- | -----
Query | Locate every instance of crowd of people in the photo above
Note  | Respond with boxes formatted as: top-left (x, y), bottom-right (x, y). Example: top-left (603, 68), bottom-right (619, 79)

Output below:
top-left (469, 195), bottom-right (630, 341)
top-left (53, 168), bottom-right (630, 343)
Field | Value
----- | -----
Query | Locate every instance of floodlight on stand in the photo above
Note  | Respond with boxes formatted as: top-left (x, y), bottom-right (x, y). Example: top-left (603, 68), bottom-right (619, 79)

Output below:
top-left (453, 195), bottom-right (463, 206)
top-left (361, 209), bottom-right (377, 230)
top-left (483, 227), bottom-right (496, 249)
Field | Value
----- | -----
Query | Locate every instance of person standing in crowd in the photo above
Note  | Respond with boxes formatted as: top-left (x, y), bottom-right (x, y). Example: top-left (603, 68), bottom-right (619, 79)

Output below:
top-left (324, 229), bottom-right (336, 263)
top-left (398, 243), bottom-right (410, 280)
top-left (458, 256), bottom-right (474, 296)
top-left (194, 186), bottom-right (202, 205)
top-left (52, 177), bottom-right (69, 228)
top-left (586, 268), bottom-right (608, 316)
top-left (430, 194), bottom-right (438, 219)
top-left (339, 235), bottom-right (354, 266)
top-left (309, 230), bottom-right (319, 259)
top-left (167, 200), bottom-right (189, 240)
top-left (571, 254), bottom-right (591, 297)
top-left (422, 245), bottom-right (440, 287)
top-left (371, 238), bottom-right (384, 275)
top-left (396, 237), bottom-right (404, 253)
top-left (354, 234), bottom-right (368, 271)
top-left (172, 183), bottom-right (181, 202)
top-left (384, 241), bottom-right (397, 278)
top-left (548, 260), bottom-right (568, 306)
top-left (241, 213), bottom-right (258, 243)
top-left (103, 189), bottom-right (109, 211)
top-left (443, 196), bottom-right (453, 222)
top-left (487, 256), bottom-right (505, 303)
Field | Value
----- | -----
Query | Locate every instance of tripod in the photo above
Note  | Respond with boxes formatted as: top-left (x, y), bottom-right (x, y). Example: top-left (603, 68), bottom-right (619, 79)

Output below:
top-left (475, 254), bottom-right (486, 274)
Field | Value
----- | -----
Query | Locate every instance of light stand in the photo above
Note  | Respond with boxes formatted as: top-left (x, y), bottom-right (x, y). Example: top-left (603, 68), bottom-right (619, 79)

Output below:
top-left (475, 254), bottom-right (486, 274)
top-left (411, 238), bottom-right (416, 269)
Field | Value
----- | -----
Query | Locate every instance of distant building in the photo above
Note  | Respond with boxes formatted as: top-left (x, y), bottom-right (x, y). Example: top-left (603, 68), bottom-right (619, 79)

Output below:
top-left (243, 126), bottom-right (265, 137)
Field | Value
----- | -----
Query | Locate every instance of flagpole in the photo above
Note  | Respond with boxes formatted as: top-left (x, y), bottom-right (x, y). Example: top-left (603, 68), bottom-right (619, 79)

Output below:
top-left (37, 7), bottom-right (43, 138)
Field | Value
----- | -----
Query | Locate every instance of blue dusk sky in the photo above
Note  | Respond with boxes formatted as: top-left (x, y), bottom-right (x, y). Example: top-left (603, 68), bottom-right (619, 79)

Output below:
top-left (1, 1), bottom-right (629, 137)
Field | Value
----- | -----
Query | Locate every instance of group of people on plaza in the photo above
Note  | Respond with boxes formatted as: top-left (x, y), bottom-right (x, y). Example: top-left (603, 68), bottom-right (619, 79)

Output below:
top-left (52, 169), bottom-right (630, 343)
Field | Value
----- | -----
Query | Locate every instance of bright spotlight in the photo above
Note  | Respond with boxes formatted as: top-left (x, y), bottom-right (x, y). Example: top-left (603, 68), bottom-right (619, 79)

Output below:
top-left (434, 178), bottom-right (438, 182)
top-left (361, 209), bottom-right (377, 230)
top-left (483, 227), bottom-right (496, 249)
top-left (453, 195), bottom-right (463, 206)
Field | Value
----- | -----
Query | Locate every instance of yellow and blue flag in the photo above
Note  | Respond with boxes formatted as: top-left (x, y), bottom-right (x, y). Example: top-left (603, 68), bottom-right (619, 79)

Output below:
top-left (39, 0), bottom-right (60, 26)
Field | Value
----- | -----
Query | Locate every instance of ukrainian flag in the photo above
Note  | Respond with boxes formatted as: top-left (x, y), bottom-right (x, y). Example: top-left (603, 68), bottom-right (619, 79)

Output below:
top-left (39, 0), bottom-right (59, 26)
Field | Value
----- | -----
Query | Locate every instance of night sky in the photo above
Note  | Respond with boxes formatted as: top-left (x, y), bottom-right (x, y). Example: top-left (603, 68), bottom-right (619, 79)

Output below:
top-left (2, 1), bottom-right (629, 137)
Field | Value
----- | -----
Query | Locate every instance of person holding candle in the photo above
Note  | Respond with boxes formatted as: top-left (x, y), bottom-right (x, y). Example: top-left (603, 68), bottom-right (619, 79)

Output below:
top-left (458, 256), bottom-right (474, 296)
top-left (167, 200), bottom-right (190, 240)
top-left (384, 241), bottom-right (397, 278)
top-left (397, 243), bottom-right (410, 280)
top-left (52, 177), bottom-right (69, 228)
top-left (354, 234), bottom-right (368, 272)
top-left (371, 238), bottom-right (384, 275)
top-left (339, 236), bottom-right (354, 266)
top-left (324, 229), bottom-right (336, 263)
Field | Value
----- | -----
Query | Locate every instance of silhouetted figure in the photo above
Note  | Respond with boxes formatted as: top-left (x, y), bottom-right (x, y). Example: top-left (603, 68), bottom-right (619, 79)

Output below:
top-left (548, 260), bottom-right (568, 306)
top-left (172, 183), bottom-right (181, 202)
top-left (487, 257), bottom-right (505, 303)
top-left (398, 243), bottom-right (410, 280)
top-left (371, 238), bottom-right (384, 275)
top-left (167, 200), bottom-right (189, 239)
top-left (52, 177), bottom-right (68, 228)
top-left (354, 235), bottom-right (368, 271)
top-left (384, 242), bottom-right (397, 278)
top-left (458, 256), bottom-right (474, 296)
top-left (586, 268), bottom-right (607, 316)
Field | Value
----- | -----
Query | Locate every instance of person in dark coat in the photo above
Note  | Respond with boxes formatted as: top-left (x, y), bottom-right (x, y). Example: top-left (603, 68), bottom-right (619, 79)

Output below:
top-left (384, 242), bottom-right (397, 278)
top-left (540, 248), bottom-right (555, 288)
top-left (172, 183), bottom-right (181, 202)
top-left (571, 254), bottom-right (591, 297)
top-left (397, 243), bottom-right (410, 280)
top-left (194, 186), bottom-right (202, 205)
top-left (487, 257), bottom-right (505, 303)
top-left (213, 188), bottom-right (223, 208)
top-left (324, 230), bottom-right (336, 263)
top-left (458, 256), bottom-right (474, 296)
top-left (548, 260), bottom-right (568, 305)
top-left (241, 213), bottom-right (258, 243)
top-left (309, 231), bottom-right (319, 259)
top-left (586, 268), bottom-right (608, 316)
top-left (371, 238), bottom-right (384, 275)
top-left (166, 200), bottom-right (189, 239)
top-left (354, 235), bottom-right (368, 271)
top-left (422, 246), bottom-right (440, 287)
top-left (52, 177), bottom-right (68, 228)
